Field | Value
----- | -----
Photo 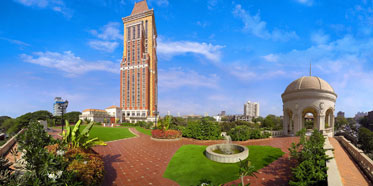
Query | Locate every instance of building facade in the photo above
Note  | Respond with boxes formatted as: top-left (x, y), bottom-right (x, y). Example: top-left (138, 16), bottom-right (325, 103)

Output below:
top-left (337, 111), bottom-right (345, 118)
top-left (79, 106), bottom-right (123, 124)
top-left (244, 101), bottom-right (259, 118)
top-left (53, 97), bottom-right (68, 116)
top-left (120, 0), bottom-right (158, 123)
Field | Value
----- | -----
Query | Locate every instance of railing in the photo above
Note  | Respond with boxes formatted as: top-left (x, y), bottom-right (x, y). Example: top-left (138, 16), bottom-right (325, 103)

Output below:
top-left (336, 136), bottom-right (373, 182)
top-left (324, 137), bottom-right (343, 186)
top-left (0, 129), bottom-right (25, 156)
top-left (264, 130), bottom-right (284, 137)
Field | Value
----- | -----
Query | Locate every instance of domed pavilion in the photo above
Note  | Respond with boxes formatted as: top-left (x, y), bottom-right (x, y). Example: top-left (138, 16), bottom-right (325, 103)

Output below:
top-left (281, 76), bottom-right (337, 137)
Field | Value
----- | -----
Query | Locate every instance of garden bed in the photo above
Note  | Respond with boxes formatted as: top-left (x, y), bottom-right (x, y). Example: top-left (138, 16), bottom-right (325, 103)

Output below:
top-left (163, 145), bottom-right (284, 186)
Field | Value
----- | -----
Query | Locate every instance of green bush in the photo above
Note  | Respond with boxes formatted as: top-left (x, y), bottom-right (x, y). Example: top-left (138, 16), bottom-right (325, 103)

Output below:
top-left (288, 129), bottom-right (330, 186)
top-left (358, 127), bottom-right (373, 153)
top-left (182, 119), bottom-right (221, 140)
top-left (228, 126), bottom-right (270, 141)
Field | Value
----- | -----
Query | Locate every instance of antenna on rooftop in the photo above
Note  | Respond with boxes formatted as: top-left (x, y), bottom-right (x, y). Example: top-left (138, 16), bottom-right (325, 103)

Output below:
top-left (309, 61), bottom-right (312, 76)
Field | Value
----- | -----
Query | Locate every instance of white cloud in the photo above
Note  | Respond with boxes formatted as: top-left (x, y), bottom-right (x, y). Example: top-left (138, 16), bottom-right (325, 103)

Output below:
top-left (311, 31), bottom-right (330, 45)
top-left (89, 22), bottom-right (122, 41)
top-left (158, 68), bottom-right (219, 89)
top-left (232, 4), bottom-right (298, 41)
top-left (21, 51), bottom-right (118, 77)
top-left (88, 22), bottom-right (122, 52)
top-left (88, 40), bottom-right (119, 52)
top-left (157, 38), bottom-right (224, 62)
top-left (263, 54), bottom-right (278, 62)
top-left (14, 0), bottom-right (72, 17)
top-left (0, 37), bottom-right (30, 46)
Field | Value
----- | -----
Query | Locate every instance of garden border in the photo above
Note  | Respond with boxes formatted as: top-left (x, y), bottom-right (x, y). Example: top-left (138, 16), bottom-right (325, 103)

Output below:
top-left (0, 129), bottom-right (25, 156)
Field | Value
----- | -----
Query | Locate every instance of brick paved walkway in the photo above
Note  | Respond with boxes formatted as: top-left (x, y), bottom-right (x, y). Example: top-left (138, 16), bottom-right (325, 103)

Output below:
top-left (91, 128), bottom-right (299, 186)
top-left (329, 137), bottom-right (372, 186)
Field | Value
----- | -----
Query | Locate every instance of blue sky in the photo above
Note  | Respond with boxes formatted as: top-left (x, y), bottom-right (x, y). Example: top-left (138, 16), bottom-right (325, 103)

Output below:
top-left (1, 0), bottom-right (373, 118)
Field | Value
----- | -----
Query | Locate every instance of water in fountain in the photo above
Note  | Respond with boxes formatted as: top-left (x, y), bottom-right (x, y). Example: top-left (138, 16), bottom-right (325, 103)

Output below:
top-left (219, 134), bottom-right (234, 154)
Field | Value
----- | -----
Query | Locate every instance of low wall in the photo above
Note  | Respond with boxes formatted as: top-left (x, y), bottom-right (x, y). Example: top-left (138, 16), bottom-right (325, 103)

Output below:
top-left (264, 130), bottom-right (284, 137)
top-left (323, 137), bottom-right (343, 186)
top-left (0, 129), bottom-right (25, 156)
top-left (336, 136), bottom-right (373, 182)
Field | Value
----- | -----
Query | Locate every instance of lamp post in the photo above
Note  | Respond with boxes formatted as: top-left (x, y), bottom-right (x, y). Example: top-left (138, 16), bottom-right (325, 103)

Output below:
top-left (57, 100), bottom-right (68, 133)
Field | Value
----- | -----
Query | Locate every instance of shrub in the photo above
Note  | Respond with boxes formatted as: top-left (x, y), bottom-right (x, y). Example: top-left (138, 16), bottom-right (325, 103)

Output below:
top-left (64, 148), bottom-right (104, 186)
top-left (152, 129), bottom-right (182, 139)
top-left (228, 126), bottom-right (270, 141)
top-left (62, 120), bottom-right (106, 149)
top-left (182, 120), bottom-right (221, 140)
top-left (288, 129), bottom-right (330, 186)
top-left (358, 127), bottom-right (373, 153)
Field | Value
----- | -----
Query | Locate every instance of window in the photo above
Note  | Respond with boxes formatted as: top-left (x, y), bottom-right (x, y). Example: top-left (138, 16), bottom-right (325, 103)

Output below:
top-left (137, 41), bottom-right (140, 64)
top-left (127, 27), bottom-right (130, 40)
top-left (132, 26), bottom-right (135, 40)
top-left (137, 24), bottom-right (140, 38)
top-left (137, 71), bottom-right (140, 107)
top-left (127, 42), bottom-right (130, 64)
top-left (132, 69), bottom-right (135, 107)
top-left (142, 68), bottom-right (145, 107)
top-left (132, 42), bottom-right (135, 61)
top-left (145, 20), bottom-right (148, 39)
top-left (127, 71), bottom-right (130, 107)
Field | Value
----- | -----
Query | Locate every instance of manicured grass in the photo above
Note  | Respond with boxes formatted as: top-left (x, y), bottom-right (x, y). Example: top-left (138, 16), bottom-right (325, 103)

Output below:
top-left (163, 145), bottom-right (284, 186)
top-left (88, 126), bottom-right (136, 142)
top-left (134, 126), bottom-right (152, 136)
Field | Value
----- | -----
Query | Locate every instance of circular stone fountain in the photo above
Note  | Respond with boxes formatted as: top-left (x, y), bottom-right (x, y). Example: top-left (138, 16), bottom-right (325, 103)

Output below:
top-left (205, 134), bottom-right (249, 163)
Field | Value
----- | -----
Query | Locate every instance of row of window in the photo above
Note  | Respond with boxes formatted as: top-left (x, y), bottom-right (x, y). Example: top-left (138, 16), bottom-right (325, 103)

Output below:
top-left (126, 20), bottom-right (148, 41)
top-left (124, 69), bottom-right (147, 108)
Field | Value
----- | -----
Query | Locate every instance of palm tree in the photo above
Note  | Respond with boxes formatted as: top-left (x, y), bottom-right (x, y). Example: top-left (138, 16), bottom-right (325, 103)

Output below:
top-left (238, 159), bottom-right (257, 186)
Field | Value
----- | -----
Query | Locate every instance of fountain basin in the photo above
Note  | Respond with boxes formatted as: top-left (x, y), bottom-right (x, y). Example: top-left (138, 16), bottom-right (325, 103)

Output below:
top-left (205, 144), bottom-right (249, 163)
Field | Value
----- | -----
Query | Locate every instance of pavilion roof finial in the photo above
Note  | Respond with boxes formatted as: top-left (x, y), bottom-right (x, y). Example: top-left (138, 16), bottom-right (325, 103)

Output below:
top-left (310, 61), bottom-right (312, 76)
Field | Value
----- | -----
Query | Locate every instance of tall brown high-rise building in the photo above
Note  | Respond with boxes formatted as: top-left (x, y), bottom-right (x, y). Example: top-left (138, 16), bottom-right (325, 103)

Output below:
top-left (121, 0), bottom-right (157, 123)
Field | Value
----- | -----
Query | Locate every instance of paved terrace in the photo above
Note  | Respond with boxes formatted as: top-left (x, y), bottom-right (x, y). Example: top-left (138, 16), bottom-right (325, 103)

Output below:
top-left (45, 128), bottom-right (372, 186)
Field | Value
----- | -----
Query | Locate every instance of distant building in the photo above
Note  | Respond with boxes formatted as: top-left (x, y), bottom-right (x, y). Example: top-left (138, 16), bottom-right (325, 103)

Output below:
top-left (235, 115), bottom-right (252, 122)
top-left (220, 111), bottom-right (226, 116)
top-left (79, 106), bottom-right (123, 124)
top-left (181, 114), bottom-right (203, 119)
top-left (213, 116), bottom-right (221, 122)
top-left (355, 112), bottom-right (368, 121)
top-left (337, 111), bottom-right (345, 118)
top-left (244, 101), bottom-right (259, 118)
top-left (368, 111), bottom-right (373, 124)
top-left (120, 0), bottom-right (158, 123)
top-left (53, 97), bottom-right (68, 116)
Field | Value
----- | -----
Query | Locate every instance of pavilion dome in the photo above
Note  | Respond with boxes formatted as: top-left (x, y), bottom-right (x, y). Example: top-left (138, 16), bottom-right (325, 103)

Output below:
top-left (283, 76), bottom-right (335, 94)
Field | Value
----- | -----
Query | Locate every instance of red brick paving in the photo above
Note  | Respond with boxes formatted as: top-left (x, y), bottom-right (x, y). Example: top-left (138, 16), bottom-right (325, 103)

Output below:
top-left (329, 137), bottom-right (372, 186)
top-left (92, 128), bottom-right (299, 186)
top-left (47, 128), bottom-right (372, 186)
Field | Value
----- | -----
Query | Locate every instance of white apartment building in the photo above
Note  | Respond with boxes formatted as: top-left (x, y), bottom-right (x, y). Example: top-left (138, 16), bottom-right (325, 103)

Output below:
top-left (244, 101), bottom-right (260, 118)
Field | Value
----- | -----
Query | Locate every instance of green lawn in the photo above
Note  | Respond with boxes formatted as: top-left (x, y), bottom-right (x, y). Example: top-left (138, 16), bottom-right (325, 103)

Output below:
top-left (88, 126), bottom-right (136, 142)
top-left (134, 126), bottom-right (152, 136)
top-left (163, 145), bottom-right (284, 186)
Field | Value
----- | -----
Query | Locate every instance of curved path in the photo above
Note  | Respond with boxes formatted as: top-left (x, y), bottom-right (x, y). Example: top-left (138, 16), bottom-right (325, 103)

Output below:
top-left (92, 128), bottom-right (299, 186)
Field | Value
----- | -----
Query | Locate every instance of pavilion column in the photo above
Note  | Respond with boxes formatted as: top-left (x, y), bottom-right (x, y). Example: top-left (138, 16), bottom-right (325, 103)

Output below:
top-left (283, 111), bottom-right (289, 135)
top-left (319, 114), bottom-right (325, 131)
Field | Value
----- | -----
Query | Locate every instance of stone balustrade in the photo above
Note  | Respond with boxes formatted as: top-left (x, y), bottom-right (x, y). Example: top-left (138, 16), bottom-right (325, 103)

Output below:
top-left (0, 129), bottom-right (25, 156)
top-left (336, 136), bottom-right (373, 182)
top-left (264, 130), bottom-right (284, 137)
top-left (323, 137), bottom-right (343, 186)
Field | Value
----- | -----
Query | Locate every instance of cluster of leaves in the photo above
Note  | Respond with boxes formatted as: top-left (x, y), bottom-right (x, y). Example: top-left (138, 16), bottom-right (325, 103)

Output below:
top-left (63, 148), bottom-right (104, 186)
top-left (62, 120), bottom-right (106, 149)
top-left (121, 121), bottom-right (153, 129)
top-left (14, 121), bottom-right (83, 186)
top-left (288, 129), bottom-right (330, 186)
top-left (228, 125), bottom-right (270, 141)
top-left (182, 118), bottom-right (221, 140)
top-left (358, 127), bottom-right (373, 153)
top-left (151, 129), bottom-right (182, 139)
top-left (0, 156), bottom-right (16, 185)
